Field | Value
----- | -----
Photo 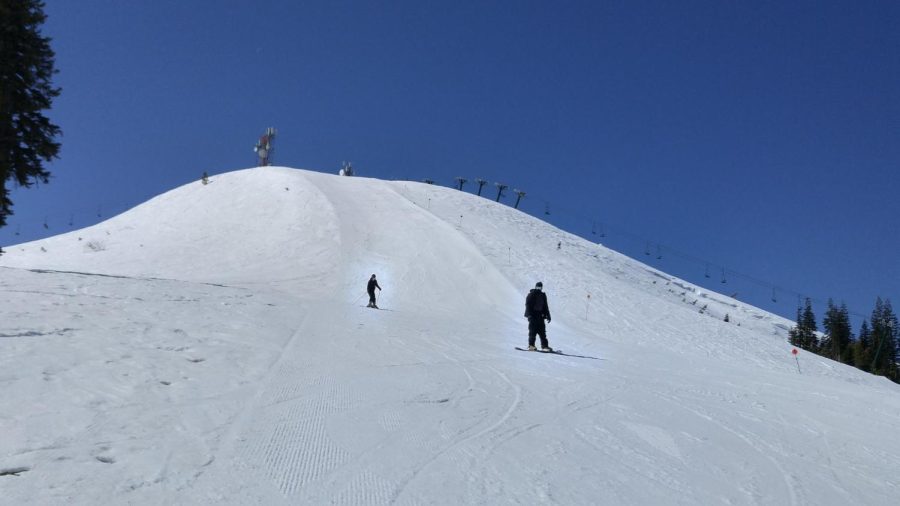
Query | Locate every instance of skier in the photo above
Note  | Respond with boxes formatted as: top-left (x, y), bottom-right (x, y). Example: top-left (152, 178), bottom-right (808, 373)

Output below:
top-left (366, 274), bottom-right (382, 308)
top-left (524, 281), bottom-right (552, 351)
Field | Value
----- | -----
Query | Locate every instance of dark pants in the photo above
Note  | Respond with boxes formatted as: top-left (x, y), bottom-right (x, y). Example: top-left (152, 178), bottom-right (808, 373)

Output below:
top-left (528, 317), bottom-right (548, 348)
top-left (368, 290), bottom-right (376, 306)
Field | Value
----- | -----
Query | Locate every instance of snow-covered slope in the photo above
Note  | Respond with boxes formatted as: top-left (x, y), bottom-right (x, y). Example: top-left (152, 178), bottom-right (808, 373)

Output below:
top-left (2, 167), bottom-right (898, 505)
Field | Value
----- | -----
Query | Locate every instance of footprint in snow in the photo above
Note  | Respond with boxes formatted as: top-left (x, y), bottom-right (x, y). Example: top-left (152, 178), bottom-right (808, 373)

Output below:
top-left (91, 445), bottom-right (116, 464)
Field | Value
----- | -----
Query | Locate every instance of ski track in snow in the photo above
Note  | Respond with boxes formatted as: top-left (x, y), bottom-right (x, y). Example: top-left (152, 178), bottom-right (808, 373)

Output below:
top-left (2, 167), bottom-right (900, 505)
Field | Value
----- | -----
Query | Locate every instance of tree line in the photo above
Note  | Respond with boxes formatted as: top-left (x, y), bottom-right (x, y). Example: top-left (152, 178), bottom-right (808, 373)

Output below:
top-left (790, 297), bottom-right (899, 383)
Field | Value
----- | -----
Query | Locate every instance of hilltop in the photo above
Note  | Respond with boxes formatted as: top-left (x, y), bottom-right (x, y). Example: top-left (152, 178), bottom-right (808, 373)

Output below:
top-left (1, 167), bottom-right (898, 505)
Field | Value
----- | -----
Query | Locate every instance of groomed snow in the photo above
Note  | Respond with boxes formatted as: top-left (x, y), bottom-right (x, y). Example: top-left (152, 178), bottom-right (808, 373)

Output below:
top-left (1, 167), bottom-right (898, 505)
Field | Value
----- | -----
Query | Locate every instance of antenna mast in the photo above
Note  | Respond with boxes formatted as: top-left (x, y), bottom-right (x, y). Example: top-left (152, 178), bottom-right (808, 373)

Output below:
top-left (254, 127), bottom-right (277, 166)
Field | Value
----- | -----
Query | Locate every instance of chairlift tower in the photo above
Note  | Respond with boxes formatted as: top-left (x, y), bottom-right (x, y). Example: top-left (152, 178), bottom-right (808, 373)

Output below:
top-left (475, 178), bottom-right (488, 196)
top-left (254, 127), bottom-right (277, 166)
top-left (494, 182), bottom-right (508, 202)
top-left (513, 189), bottom-right (526, 209)
top-left (455, 177), bottom-right (467, 191)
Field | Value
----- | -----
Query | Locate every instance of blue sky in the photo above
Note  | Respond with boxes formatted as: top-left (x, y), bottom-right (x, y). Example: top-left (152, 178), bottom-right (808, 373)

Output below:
top-left (3, 0), bottom-right (898, 327)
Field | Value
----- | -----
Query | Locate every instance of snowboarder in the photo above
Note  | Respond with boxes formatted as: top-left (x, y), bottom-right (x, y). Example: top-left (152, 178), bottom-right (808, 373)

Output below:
top-left (524, 281), bottom-right (552, 351)
top-left (366, 274), bottom-right (382, 308)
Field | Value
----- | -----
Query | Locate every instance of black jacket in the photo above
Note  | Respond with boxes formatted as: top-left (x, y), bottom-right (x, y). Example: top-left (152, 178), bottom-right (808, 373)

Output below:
top-left (524, 289), bottom-right (551, 320)
top-left (367, 278), bottom-right (381, 293)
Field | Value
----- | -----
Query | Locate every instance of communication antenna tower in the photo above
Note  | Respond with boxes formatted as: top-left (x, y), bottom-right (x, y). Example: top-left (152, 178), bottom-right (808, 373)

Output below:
top-left (254, 127), bottom-right (277, 166)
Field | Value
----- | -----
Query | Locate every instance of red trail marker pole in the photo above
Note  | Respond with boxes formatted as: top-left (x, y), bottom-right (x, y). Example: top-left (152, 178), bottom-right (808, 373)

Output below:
top-left (792, 348), bottom-right (801, 374)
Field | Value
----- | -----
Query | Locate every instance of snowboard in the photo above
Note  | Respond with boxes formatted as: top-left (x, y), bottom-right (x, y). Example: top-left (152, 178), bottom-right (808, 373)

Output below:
top-left (514, 347), bottom-right (602, 360)
top-left (514, 346), bottom-right (562, 354)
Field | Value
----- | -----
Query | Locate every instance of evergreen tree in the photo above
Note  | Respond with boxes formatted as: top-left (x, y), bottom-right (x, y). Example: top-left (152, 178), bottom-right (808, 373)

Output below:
top-left (869, 298), bottom-right (898, 380)
top-left (788, 306), bottom-right (803, 348)
top-left (0, 0), bottom-right (61, 252)
top-left (854, 320), bottom-right (873, 372)
top-left (822, 299), bottom-right (853, 364)
top-left (788, 298), bottom-right (818, 352)
top-left (839, 302), bottom-right (856, 365)
top-left (800, 299), bottom-right (818, 351)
